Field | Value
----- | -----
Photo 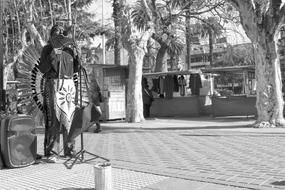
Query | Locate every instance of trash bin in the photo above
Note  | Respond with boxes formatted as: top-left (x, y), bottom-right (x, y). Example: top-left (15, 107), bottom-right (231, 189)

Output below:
top-left (94, 162), bottom-right (112, 190)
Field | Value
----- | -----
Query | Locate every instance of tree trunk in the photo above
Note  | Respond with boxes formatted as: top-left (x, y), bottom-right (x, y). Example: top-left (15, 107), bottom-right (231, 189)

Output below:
top-left (229, 0), bottom-right (285, 128)
top-left (154, 43), bottom-right (168, 72)
top-left (208, 29), bottom-right (213, 66)
top-left (67, 0), bottom-right (72, 26)
top-left (26, 0), bottom-right (45, 48)
top-left (0, 0), bottom-right (4, 110)
top-left (126, 47), bottom-right (145, 122)
top-left (48, 0), bottom-right (53, 25)
top-left (113, 0), bottom-right (124, 65)
top-left (185, 7), bottom-right (191, 70)
top-left (4, 18), bottom-right (8, 62)
top-left (121, 1), bottom-right (154, 122)
top-left (253, 35), bottom-right (285, 127)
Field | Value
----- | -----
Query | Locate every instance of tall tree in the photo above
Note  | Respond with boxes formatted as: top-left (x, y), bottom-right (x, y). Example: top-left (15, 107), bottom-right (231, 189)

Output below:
top-left (0, 0), bottom-right (6, 110)
top-left (194, 17), bottom-right (223, 66)
top-left (132, 0), bottom-right (183, 72)
top-left (112, 0), bottom-right (125, 65)
top-left (171, 0), bottom-right (226, 69)
top-left (121, 0), bottom-right (154, 122)
top-left (227, 0), bottom-right (285, 127)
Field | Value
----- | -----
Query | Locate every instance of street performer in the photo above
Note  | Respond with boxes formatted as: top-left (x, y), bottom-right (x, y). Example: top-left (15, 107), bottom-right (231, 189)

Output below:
top-left (39, 24), bottom-right (79, 158)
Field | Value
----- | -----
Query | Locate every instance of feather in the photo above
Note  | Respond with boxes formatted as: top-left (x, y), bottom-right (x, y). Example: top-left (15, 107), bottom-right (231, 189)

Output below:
top-left (16, 44), bottom-right (44, 114)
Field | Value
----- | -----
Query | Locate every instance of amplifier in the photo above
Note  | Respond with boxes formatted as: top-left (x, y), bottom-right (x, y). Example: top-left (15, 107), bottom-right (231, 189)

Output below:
top-left (0, 115), bottom-right (37, 168)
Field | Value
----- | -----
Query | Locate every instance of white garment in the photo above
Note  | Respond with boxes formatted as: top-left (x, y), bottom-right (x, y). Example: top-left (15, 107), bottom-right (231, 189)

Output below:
top-left (200, 74), bottom-right (214, 96)
top-left (54, 79), bottom-right (76, 133)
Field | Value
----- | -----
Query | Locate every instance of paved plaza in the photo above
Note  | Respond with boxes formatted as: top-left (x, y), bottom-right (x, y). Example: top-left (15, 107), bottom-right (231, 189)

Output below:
top-left (1, 117), bottom-right (285, 189)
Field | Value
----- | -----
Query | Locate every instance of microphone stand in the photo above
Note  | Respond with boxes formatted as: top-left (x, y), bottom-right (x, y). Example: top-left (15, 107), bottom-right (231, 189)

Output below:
top-left (63, 41), bottom-right (109, 170)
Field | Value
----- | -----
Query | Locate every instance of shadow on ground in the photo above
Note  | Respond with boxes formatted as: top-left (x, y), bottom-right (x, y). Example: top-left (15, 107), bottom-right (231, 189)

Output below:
top-left (271, 181), bottom-right (285, 186)
top-left (60, 188), bottom-right (94, 190)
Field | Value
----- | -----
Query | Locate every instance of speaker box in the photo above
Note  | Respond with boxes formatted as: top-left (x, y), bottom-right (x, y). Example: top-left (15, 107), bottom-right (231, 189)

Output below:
top-left (0, 115), bottom-right (37, 168)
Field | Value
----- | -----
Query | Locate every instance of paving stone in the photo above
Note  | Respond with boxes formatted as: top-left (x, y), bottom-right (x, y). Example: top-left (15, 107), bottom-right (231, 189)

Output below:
top-left (5, 117), bottom-right (285, 189)
top-left (0, 163), bottom-right (167, 190)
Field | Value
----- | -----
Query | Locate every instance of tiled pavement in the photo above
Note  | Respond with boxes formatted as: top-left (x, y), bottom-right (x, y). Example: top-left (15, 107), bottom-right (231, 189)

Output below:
top-left (78, 118), bottom-right (285, 190)
top-left (2, 117), bottom-right (285, 190)
top-left (0, 160), bottom-right (168, 190)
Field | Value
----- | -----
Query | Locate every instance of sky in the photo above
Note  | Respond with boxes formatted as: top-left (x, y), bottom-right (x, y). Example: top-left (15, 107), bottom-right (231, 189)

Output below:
top-left (86, 0), bottom-right (251, 46)
top-left (87, 0), bottom-right (113, 25)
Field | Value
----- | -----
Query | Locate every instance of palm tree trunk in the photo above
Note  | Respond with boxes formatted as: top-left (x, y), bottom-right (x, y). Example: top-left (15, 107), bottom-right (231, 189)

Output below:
top-left (48, 0), bottom-right (53, 25)
top-left (67, 0), bottom-right (72, 26)
top-left (152, 33), bottom-right (170, 72)
top-left (4, 18), bottom-right (8, 62)
top-left (113, 0), bottom-right (124, 65)
top-left (185, 7), bottom-right (191, 70)
top-left (208, 29), bottom-right (213, 66)
top-left (11, 14), bottom-right (15, 59)
top-left (154, 44), bottom-right (168, 72)
top-left (0, 0), bottom-right (4, 110)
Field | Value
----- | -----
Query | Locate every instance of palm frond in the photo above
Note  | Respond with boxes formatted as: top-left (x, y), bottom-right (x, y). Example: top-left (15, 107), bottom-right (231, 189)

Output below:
top-left (105, 37), bottom-right (116, 50)
top-left (167, 36), bottom-right (184, 57)
top-left (131, 0), bottom-right (151, 31)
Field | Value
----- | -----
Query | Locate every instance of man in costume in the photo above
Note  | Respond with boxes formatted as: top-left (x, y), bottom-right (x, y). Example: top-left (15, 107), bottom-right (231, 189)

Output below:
top-left (39, 25), bottom-right (79, 157)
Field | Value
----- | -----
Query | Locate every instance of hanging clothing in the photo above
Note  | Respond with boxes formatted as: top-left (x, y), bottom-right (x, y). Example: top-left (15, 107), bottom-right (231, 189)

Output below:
top-left (159, 76), bottom-right (165, 98)
top-left (178, 75), bottom-right (187, 96)
top-left (152, 78), bottom-right (160, 94)
top-left (173, 75), bottom-right (179, 92)
top-left (189, 73), bottom-right (202, 96)
top-left (200, 74), bottom-right (213, 96)
top-left (164, 75), bottom-right (174, 99)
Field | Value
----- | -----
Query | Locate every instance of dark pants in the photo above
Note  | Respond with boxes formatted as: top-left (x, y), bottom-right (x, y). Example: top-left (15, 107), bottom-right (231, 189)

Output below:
top-left (143, 104), bottom-right (151, 118)
top-left (43, 79), bottom-right (74, 157)
top-left (43, 79), bottom-right (58, 156)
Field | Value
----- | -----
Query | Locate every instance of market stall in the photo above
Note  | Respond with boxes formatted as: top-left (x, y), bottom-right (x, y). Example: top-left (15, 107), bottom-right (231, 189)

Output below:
top-left (203, 65), bottom-right (257, 117)
top-left (143, 70), bottom-right (214, 117)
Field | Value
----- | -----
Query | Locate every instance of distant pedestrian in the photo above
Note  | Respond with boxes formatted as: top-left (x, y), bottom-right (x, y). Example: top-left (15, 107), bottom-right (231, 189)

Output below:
top-left (88, 72), bottom-right (104, 133)
top-left (142, 77), bottom-right (154, 118)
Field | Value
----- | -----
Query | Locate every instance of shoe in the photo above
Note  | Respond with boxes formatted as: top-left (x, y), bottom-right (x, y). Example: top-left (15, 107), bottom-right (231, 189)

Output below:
top-left (94, 123), bottom-right (102, 133)
top-left (64, 143), bottom-right (76, 157)
top-left (94, 128), bottom-right (102, 133)
top-left (36, 154), bottom-right (43, 160)
top-left (64, 150), bottom-right (76, 157)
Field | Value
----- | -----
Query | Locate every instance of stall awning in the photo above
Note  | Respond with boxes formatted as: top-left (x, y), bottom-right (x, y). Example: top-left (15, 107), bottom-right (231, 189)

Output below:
top-left (202, 65), bottom-right (254, 73)
top-left (142, 70), bottom-right (200, 77)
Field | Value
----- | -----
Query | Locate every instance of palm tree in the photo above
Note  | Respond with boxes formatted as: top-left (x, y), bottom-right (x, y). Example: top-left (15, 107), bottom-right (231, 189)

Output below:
top-left (193, 17), bottom-right (223, 66)
top-left (0, 0), bottom-right (6, 110)
top-left (112, 0), bottom-right (125, 65)
top-left (132, 0), bottom-right (183, 72)
top-left (120, 0), bottom-right (155, 122)
top-left (171, 0), bottom-right (226, 69)
top-left (171, 0), bottom-right (191, 69)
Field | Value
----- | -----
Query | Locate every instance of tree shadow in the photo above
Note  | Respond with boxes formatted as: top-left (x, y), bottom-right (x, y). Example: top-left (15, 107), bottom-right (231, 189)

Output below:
top-left (100, 124), bottom-right (253, 131)
top-left (60, 188), bottom-right (94, 190)
top-left (271, 181), bottom-right (285, 186)
top-left (180, 133), bottom-right (285, 137)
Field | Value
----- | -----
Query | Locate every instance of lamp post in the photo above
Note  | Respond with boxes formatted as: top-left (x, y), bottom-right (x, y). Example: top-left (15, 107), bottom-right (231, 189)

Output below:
top-left (102, 0), bottom-right (105, 64)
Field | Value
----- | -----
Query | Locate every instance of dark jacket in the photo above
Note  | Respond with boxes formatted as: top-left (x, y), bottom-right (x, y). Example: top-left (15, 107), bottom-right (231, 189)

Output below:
top-left (89, 78), bottom-right (103, 106)
top-left (39, 43), bottom-right (79, 78)
top-left (142, 85), bottom-right (154, 105)
top-left (189, 73), bottom-right (202, 96)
